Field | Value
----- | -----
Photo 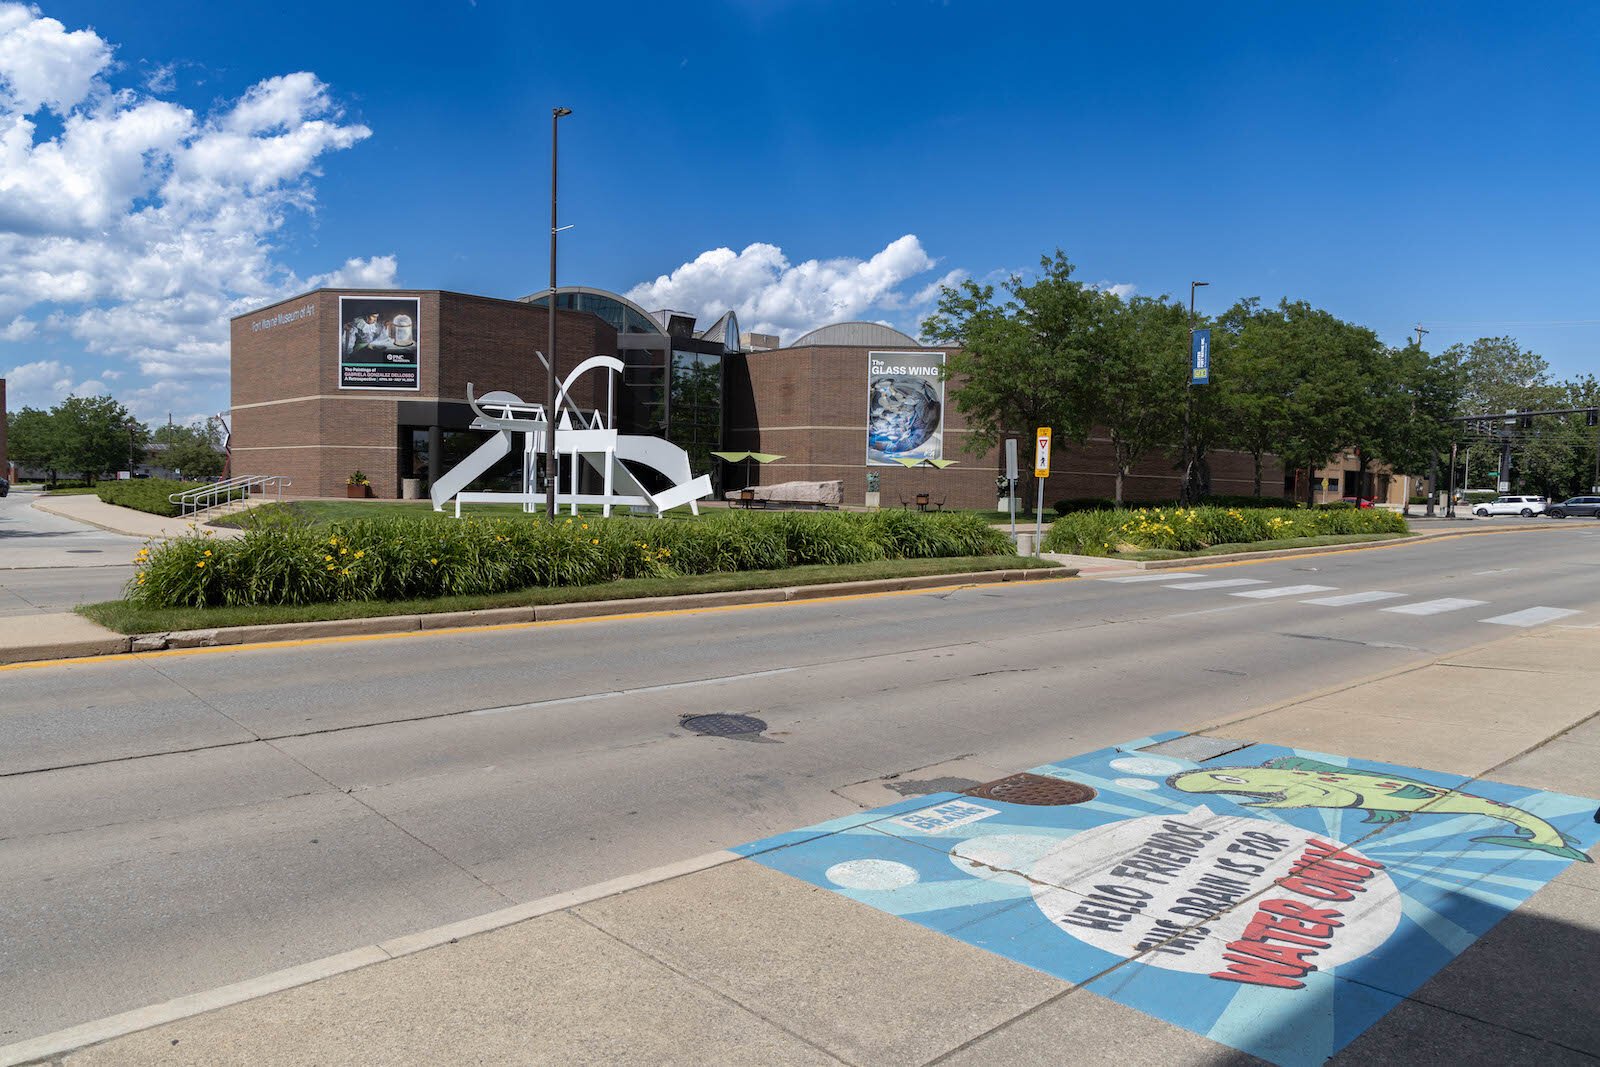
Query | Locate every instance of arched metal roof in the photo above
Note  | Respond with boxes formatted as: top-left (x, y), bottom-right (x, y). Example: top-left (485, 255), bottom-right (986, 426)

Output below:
top-left (522, 287), bottom-right (666, 336)
top-left (788, 321), bottom-right (922, 348)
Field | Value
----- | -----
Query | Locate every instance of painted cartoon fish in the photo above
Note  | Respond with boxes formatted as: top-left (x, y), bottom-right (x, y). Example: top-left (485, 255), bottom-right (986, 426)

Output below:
top-left (1167, 756), bottom-right (1592, 863)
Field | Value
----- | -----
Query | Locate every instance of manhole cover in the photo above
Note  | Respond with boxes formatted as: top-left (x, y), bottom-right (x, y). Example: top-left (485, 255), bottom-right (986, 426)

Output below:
top-left (681, 713), bottom-right (767, 738)
top-left (964, 773), bottom-right (1096, 806)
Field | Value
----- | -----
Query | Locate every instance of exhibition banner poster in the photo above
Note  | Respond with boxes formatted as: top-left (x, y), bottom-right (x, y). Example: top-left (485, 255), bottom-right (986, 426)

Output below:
top-left (735, 733), bottom-right (1599, 1066)
top-left (339, 296), bottom-right (420, 390)
top-left (867, 350), bottom-right (944, 466)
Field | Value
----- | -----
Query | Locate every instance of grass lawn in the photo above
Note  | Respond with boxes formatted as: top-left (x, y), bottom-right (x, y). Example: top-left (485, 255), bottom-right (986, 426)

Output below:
top-left (80, 555), bottom-right (1061, 634)
top-left (1104, 532), bottom-right (1412, 561)
top-left (43, 486), bottom-right (100, 496)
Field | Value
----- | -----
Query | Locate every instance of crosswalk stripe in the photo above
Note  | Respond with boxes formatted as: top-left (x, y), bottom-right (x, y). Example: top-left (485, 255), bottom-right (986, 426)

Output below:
top-left (1302, 591), bottom-right (1405, 606)
top-left (1480, 607), bottom-right (1581, 627)
top-left (1098, 572), bottom-right (1205, 583)
top-left (1381, 598), bottom-right (1487, 616)
top-left (1230, 584), bottom-right (1337, 599)
top-left (1165, 578), bottom-right (1270, 590)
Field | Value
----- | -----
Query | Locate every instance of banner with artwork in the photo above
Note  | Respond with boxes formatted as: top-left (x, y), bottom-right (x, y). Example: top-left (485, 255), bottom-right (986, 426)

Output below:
top-left (867, 351), bottom-right (944, 465)
top-left (339, 296), bottom-right (420, 390)
top-left (735, 733), bottom-right (1599, 1066)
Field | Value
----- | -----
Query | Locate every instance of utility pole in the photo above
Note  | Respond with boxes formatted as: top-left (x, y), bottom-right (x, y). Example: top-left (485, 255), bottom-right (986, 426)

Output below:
top-left (1416, 324), bottom-right (1436, 517)
top-left (544, 106), bottom-right (572, 521)
top-left (1180, 280), bottom-right (1208, 504)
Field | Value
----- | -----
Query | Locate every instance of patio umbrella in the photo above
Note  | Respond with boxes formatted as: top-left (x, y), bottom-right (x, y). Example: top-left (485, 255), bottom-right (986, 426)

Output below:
top-left (710, 451), bottom-right (785, 490)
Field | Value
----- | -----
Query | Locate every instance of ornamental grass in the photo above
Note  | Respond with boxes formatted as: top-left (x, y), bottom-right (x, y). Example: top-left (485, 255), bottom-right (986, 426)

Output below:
top-left (1039, 504), bottom-right (1408, 556)
top-left (127, 510), bottom-right (1014, 608)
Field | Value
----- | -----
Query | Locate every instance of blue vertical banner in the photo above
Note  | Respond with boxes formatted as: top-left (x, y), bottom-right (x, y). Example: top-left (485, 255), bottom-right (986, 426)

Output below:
top-left (1190, 328), bottom-right (1212, 385)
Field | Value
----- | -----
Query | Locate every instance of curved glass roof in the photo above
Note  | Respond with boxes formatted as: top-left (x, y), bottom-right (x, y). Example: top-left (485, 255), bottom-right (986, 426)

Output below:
top-left (524, 287), bottom-right (665, 336)
top-left (788, 321), bottom-right (922, 348)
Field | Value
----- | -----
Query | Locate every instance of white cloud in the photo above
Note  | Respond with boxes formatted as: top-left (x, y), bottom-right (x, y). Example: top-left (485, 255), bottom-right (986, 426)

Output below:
top-left (1095, 281), bottom-right (1138, 299)
top-left (1, 356), bottom-right (99, 407)
top-left (0, 5), bottom-right (392, 420)
top-left (0, 2), bottom-right (112, 115)
top-left (626, 234), bottom-right (951, 342)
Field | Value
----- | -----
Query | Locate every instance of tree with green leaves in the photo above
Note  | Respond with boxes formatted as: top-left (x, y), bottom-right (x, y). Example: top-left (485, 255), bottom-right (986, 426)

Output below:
top-left (1085, 292), bottom-right (1188, 506)
top-left (922, 251), bottom-right (1101, 495)
top-left (9, 395), bottom-right (144, 482)
top-left (1213, 298), bottom-right (1297, 497)
top-left (7, 406), bottom-right (61, 482)
top-left (152, 421), bottom-right (225, 481)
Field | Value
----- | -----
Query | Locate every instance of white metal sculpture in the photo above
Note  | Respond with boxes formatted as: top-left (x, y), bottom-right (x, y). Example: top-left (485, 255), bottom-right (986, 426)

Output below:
top-left (429, 355), bottom-right (713, 517)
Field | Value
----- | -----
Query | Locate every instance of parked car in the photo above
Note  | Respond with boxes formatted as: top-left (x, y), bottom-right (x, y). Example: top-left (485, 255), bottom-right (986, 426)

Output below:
top-left (0, 476), bottom-right (8, 497)
top-left (1544, 496), bottom-right (1600, 518)
top-left (1340, 496), bottom-right (1375, 508)
top-left (1474, 495), bottom-right (1547, 517)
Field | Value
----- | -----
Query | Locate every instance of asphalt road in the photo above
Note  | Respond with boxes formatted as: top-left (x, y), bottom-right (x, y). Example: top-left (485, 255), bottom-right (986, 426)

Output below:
top-left (4, 523), bottom-right (1600, 1042)
top-left (0, 490), bottom-right (139, 616)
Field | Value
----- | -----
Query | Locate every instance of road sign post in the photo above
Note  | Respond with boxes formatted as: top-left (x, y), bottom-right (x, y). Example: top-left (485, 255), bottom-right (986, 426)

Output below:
top-left (1004, 438), bottom-right (1019, 543)
top-left (1034, 427), bottom-right (1052, 555)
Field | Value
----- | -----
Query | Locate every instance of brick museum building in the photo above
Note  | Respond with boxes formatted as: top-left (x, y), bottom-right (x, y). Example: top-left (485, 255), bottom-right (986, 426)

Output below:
top-left (230, 286), bottom-right (1280, 508)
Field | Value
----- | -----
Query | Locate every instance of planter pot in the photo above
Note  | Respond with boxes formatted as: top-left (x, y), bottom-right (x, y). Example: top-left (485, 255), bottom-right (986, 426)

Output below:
top-left (865, 491), bottom-right (880, 509)
top-left (347, 484), bottom-right (370, 498)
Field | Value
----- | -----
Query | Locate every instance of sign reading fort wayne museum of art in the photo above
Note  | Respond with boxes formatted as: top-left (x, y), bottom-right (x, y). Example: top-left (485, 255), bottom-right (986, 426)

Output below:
top-left (339, 296), bottom-right (420, 390)
top-left (867, 350), bottom-right (945, 465)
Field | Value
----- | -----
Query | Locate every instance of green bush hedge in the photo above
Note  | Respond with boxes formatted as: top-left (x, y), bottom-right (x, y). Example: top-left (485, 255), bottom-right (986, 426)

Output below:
top-left (96, 478), bottom-right (205, 517)
top-left (1040, 504), bottom-right (1408, 556)
top-left (1053, 494), bottom-right (1296, 517)
top-left (128, 510), bottom-right (1016, 608)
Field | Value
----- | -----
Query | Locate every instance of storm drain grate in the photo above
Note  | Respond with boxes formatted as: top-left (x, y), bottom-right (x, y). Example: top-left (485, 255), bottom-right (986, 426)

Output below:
top-left (681, 713), bottom-right (767, 738)
top-left (964, 772), bottom-right (1095, 806)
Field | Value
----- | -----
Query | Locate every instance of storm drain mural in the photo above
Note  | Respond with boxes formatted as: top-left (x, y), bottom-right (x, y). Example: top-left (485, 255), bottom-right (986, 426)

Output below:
top-left (735, 734), bottom-right (1599, 1066)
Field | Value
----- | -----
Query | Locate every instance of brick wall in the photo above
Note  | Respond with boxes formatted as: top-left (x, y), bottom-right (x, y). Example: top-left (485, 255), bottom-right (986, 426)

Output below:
top-left (734, 344), bottom-right (1285, 510)
top-left (230, 290), bottom-right (615, 498)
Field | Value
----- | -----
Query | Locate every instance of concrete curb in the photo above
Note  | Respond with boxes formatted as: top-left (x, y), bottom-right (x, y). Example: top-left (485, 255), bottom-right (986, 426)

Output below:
top-left (1121, 524), bottom-right (1569, 569)
top-left (0, 566), bottom-right (1077, 667)
top-left (0, 850), bottom-right (745, 1067)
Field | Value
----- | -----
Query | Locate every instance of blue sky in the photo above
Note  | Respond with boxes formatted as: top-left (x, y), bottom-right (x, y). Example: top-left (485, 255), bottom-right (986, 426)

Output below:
top-left (2, 1), bottom-right (1597, 421)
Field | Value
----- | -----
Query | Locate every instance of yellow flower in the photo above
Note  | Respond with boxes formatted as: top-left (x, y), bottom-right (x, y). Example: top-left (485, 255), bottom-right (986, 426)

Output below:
top-left (354, 550), bottom-right (365, 559)
top-left (591, 538), bottom-right (599, 545)
top-left (429, 557), bottom-right (438, 565)
top-left (196, 560), bottom-right (206, 568)
top-left (341, 568), bottom-right (350, 576)
top-left (660, 548), bottom-right (670, 557)
top-left (581, 523), bottom-right (589, 530)
top-left (329, 537), bottom-right (338, 546)
top-left (137, 574), bottom-right (146, 583)
top-left (340, 548), bottom-right (348, 555)
top-left (324, 554), bottom-right (333, 561)
top-left (203, 549), bottom-right (212, 557)
top-left (327, 564), bottom-right (336, 570)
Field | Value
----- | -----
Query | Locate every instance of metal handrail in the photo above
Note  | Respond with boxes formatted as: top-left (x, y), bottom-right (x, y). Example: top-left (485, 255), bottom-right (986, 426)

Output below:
top-left (169, 474), bottom-right (291, 516)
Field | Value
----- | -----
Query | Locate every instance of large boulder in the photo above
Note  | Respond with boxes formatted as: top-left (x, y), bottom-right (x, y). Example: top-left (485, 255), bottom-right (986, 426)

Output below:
top-left (725, 480), bottom-right (843, 506)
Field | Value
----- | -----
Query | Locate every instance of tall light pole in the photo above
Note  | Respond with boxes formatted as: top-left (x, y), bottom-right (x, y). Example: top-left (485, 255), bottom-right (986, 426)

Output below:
top-left (1416, 324), bottom-right (1436, 517)
top-left (544, 106), bottom-right (572, 521)
top-left (1181, 280), bottom-right (1209, 504)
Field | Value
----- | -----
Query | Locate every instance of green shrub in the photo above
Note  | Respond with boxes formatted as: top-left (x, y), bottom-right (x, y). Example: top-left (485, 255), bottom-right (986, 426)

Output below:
top-left (127, 509), bottom-right (1017, 608)
top-left (96, 478), bottom-right (205, 517)
top-left (1040, 504), bottom-right (1408, 556)
top-left (1053, 497), bottom-right (1119, 516)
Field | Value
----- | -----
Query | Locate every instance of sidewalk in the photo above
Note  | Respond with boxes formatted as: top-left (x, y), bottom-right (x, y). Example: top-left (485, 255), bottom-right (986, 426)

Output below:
top-left (10, 626), bottom-right (1597, 1066)
top-left (29, 493), bottom-right (250, 541)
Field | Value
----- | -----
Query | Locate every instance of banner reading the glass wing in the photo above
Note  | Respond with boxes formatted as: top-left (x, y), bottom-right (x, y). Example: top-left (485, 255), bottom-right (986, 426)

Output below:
top-left (867, 351), bottom-right (944, 465)
top-left (339, 296), bottom-right (420, 390)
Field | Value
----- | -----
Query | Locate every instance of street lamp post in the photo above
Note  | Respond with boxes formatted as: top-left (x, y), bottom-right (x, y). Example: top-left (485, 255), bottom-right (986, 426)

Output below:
top-left (544, 106), bottom-right (572, 521)
top-left (1180, 280), bottom-right (1209, 504)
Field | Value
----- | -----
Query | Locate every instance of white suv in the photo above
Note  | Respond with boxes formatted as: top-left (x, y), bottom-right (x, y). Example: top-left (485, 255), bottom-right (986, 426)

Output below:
top-left (1475, 495), bottom-right (1547, 517)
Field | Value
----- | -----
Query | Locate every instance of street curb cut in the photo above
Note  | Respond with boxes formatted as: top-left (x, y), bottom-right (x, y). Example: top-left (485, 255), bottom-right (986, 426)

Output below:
top-left (0, 566), bottom-right (1077, 668)
top-left (0, 850), bottom-right (745, 1067)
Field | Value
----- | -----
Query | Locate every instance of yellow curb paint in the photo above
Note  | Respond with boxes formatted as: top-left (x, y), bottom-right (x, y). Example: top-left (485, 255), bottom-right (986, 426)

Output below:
top-left (0, 576), bottom-right (1061, 674)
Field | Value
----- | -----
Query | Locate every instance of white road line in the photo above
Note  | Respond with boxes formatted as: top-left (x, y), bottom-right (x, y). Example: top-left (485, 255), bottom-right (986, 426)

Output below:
top-left (1471, 568), bottom-right (1518, 576)
top-left (1302, 590), bottom-right (1405, 606)
top-left (468, 666), bottom-right (800, 716)
top-left (1381, 598), bottom-right (1487, 616)
top-left (1098, 572), bottom-right (1205, 583)
top-left (1230, 584), bottom-right (1337, 599)
top-left (1480, 607), bottom-right (1581, 627)
top-left (1165, 578), bottom-right (1270, 590)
